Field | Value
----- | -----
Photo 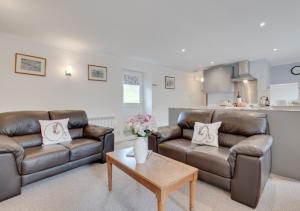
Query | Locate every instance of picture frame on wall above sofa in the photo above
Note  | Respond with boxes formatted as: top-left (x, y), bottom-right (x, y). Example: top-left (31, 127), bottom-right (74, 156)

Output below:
top-left (15, 53), bottom-right (47, 76)
top-left (165, 76), bottom-right (175, 89)
top-left (88, 64), bottom-right (107, 81)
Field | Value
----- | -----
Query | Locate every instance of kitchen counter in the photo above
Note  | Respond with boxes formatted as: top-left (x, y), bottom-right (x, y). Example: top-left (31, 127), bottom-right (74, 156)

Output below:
top-left (169, 107), bottom-right (300, 181)
top-left (169, 105), bottom-right (300, 112)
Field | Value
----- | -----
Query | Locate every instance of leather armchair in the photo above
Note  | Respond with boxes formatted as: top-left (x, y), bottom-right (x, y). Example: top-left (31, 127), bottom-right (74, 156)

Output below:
top-left (0, 110), bottom-right (115, 202)
top-left (149, 110), bottom-right (273, 208)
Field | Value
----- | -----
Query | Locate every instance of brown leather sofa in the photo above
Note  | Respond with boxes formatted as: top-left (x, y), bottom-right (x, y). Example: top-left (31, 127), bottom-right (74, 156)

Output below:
top-left (149, 110), bottom-right (273, 208)
top-left (0, 110), bottom-right (114, 202)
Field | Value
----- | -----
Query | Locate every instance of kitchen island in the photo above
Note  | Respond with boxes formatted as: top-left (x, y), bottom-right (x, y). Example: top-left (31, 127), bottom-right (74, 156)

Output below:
top-left (169, 107), bottom-right (300, 181)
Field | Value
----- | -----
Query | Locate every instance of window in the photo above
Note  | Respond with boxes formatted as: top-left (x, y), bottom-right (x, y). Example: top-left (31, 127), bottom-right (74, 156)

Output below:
top-left (123, 71), bottom-right (143, 104)
top-left (123, 84), bottom-right (140, 103)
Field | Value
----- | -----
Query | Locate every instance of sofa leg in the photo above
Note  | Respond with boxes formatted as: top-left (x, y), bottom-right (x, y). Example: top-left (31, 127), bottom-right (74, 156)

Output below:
top-left (100, 156), bottom-right (106, 164)
top-left (0, 153), bottom-right (21, 202)
top-left (231, 151), bottom-right (271, 208)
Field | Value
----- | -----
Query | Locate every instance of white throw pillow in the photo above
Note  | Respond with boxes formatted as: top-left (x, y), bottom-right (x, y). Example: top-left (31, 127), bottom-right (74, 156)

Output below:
top-left (192, 122), bottom-right (222, 147)
top-left (39, 118), bottom-right (72, 145)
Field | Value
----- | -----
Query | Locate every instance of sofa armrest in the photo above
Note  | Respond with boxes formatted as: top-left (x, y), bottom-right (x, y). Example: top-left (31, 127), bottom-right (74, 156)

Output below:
top-left (83, 125), bottom-right (114, 163)
top-left (0, 135), bottom-right (24, 174)
top-left (101, 132), bottom-right (114, 163)
top-left (228, 135), bottom-right (273, 174)
top-left (228, 135), bottom-right (272, 207)
top-left (155, 125), bottom-right (181, 143)
top-left (230, 135), bottom-right (273, 157)
top-left (83, 125), bottom-right (114, 141)
top-left (148, 125), bottom-right (181, 152)
top-left (231, 151), bottom-right (271, 208)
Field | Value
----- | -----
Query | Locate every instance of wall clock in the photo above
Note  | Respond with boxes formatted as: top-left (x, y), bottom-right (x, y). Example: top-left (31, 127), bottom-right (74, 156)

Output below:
top-left (291, 66), bottom-right (300, 75)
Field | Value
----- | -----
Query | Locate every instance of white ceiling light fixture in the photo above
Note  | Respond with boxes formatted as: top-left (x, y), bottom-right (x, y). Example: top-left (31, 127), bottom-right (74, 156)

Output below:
top-left (273, 48), bottom-right (278, 52)
top-left (210, 61), bottom-right (215, 65)
top-left (181, 48), bottom-right (186, 52)
top-left (259, 22), bottom-right (266, 28)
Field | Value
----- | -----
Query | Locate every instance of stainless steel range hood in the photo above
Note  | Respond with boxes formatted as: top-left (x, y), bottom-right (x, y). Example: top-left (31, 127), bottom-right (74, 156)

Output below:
top-left (231, 61), bottom-right (256, 82)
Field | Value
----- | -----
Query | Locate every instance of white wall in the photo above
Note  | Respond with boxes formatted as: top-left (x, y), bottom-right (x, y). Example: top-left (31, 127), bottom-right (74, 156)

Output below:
top-left (122, 58), bottom-right (204, 126)
top-left (250, 59), bottom-right (271, 99)
top-left (271, 62), bottom-right (300, 85)
top-left (270, 62), bottom-right (300, 99)
top-left (0, 33), bottom-right (204, 140)
top-left (151, 69), bottom-right (203, 125)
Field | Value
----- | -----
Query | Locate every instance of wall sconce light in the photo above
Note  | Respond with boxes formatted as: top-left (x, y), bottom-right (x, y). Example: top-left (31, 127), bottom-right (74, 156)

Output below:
top-left (194, 70), bottom-right (204, 83)
top-left (243, 79), bottom-right (248, 84)
top-left (65, 65), bottom-right (72, 76)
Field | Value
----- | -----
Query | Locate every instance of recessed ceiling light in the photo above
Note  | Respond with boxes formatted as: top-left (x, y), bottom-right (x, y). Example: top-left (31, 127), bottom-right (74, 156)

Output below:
top-left (273, 48), bottom-right (278, 52)
top-left (259, 22), bottom-right (266, 28)
top-left (181, 48), bottom-right (186, 52)
top-left (210, 61), bottom-right (215, 65)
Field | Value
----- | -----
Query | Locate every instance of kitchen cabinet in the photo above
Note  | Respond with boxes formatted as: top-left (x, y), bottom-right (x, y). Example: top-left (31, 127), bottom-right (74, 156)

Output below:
top-left (203, 66), bottom-right (234, 93)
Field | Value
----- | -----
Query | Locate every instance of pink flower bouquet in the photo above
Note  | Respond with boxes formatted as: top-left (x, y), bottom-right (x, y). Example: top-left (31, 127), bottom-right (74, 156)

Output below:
top-left (126, 114), bottom-right (156, 137)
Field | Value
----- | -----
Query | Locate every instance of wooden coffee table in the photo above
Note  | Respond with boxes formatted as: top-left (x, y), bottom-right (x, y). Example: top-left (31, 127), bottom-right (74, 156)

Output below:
top-left (106, 148), bottom-right (198, 211)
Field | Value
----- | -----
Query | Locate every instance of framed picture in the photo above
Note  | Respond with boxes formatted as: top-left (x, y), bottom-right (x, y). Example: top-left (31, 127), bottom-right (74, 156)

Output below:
top-left (88, 64), bottom-right (107, 81)
top-left (165, 76), bottom-right (175, 89)
top-left (15, 53), bottom-right (47, 76)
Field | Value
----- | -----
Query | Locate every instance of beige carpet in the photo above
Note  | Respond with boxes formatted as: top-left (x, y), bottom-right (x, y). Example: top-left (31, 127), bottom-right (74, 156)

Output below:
top-left (0, 163), bottom-right (300, 211)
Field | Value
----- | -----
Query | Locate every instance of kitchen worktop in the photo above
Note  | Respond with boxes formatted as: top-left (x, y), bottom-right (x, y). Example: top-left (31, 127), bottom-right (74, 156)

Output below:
top-left (169, 105), bottom-right (300, 112)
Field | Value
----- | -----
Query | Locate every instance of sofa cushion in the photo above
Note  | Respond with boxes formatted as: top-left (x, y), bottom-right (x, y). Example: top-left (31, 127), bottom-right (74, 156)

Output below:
top-left (177, 111), bottom-right (214, 129)
top-left (212, 110), bottom-right (267, 137)
top-left (192, 121), bottom-right (222, 147)
top-left (49, 110), bottom-right (88, 129)
top-left (13, 134), bottom-right (42, 148)
top-left (22, 145), bottom-right (69, 175)
top-left (218, 133), bottom-right (246, 148)
top-left (158, 139), bottom-right (193, 163)
top-left (69, 128), bottom-right (83, 139)
top-left (182, 129), bottom-right (193, 140)
top-left (187, 146), bottom-right (231, 178)
top-left (60, 138), bottom-right (102, 161)
top-left (0, 111), bottom-right (49, 136)
top-left (39, 119), bottom-right (72, 145)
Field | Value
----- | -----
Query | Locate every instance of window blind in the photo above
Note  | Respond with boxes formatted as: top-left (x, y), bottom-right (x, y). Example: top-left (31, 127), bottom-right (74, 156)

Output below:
top-left (124, 74), bottom-right (139, 85)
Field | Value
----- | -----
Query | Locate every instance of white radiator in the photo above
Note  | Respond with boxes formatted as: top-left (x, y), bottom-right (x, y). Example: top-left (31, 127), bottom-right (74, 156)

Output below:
top-left (88, 116), bottom-right (116, 129)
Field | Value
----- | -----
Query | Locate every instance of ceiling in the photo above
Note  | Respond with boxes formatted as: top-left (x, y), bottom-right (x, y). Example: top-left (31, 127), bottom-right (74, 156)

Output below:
top-left (1, 0), bottom-right (300, 71)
